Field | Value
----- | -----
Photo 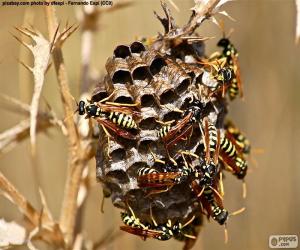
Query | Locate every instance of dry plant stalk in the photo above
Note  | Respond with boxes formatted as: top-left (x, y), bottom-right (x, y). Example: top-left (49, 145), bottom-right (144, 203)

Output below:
top-left (0, 1), bottom-right (230, 249)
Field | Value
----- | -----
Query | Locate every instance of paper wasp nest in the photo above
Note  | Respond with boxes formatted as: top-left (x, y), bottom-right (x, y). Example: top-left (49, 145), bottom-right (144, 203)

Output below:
top-left (93, 39), bottom-right (227, 225)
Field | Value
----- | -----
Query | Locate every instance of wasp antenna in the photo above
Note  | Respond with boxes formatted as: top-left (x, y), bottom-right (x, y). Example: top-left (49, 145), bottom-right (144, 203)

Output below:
top-left (219, 172), bottom-right (225, 197)
top-left (197, 187), bottom-right (204, 198)
top-left (230, 207), bottom-right (246, 217)
top-left (224, 224), bottom-right (229, 244)
top-left (210, 186), bottom-right (223, 201)
top-left (183, 233), bottom-right (197, 240)
top-left (182, 215), bottom-right (195, 228)
top-left (150, 204), bottom-right (158, 227)
top-left (228, 28), bottom-right (235, 38)
top-left (242, 181), bottom-right (247, 199)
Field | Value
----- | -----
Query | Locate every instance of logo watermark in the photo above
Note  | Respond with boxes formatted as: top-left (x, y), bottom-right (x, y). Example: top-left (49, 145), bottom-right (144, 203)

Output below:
top-left (269, 235), bottom-right (298, 248)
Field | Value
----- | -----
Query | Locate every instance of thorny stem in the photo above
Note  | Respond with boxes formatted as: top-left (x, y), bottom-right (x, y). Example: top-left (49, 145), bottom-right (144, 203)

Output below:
top-left (44, 3), bottom-right (85, 247)
top-left (166, 0), bottom-right (221, 39)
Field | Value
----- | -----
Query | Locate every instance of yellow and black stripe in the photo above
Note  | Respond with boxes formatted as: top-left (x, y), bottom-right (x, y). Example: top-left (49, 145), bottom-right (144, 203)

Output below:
top-left (158, 124), bottom-right (171, 138)
top-left (228, 77), bottom-right (239, 100)
top-left (137, 167), bottom-right (158, 176)
top-left (121, 212), bottom-right (143, 228)
top-left (220, 134), bottom-right (237, 158)
top-left (108, 111), bottom-right (137, 129)
top-left (235, 156), bottom-right (248, 179)
top-left (208, 123), bottom-right (218, 154)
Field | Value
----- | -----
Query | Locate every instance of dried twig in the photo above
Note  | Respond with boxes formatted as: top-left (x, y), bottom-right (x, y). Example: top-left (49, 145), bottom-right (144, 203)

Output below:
top-left (0, 95), bottom-right (67, 155)
top-left (158, 0), bottom-right (231, 39)
top-left (0, 118), bottom-right (51, 156)
top-left (13, 27), bottom-right (52, 155)
top-left (44, 3), bottom-right (87, 247)
top-left (0, 172), bottom-right (45, 226)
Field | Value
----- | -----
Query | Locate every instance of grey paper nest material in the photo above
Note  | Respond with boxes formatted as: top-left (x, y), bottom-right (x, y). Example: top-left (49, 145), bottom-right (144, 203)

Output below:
top-left (94, 40), bottom-right (226, 224)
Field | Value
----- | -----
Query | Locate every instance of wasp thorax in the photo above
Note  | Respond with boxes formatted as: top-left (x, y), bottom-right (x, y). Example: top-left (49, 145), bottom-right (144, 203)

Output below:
top-left (86, 104), bottom-right (99, 117)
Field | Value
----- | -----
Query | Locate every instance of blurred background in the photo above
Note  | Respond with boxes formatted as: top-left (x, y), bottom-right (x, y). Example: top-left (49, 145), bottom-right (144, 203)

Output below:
top-left (0, 0), bottom-right (299, 249)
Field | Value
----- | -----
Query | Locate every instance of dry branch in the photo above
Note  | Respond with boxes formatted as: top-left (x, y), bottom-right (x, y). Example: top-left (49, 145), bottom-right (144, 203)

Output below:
top-left (44, 3), bottom-right (86, 247)
top-left (0, 95), bottom-right (67, 155)
top-left (157, 0), bottom-right (231, 40)
top-left (0, 171), bottom-right (44, 226)
top-left (13, 27), bottom-right (52, 155)
top-left (0, 118), bottom-right (51, 156)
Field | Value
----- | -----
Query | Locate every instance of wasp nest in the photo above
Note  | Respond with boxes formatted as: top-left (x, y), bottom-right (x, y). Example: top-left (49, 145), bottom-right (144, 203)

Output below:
top-left (89, 2), bottom-right (250, 249)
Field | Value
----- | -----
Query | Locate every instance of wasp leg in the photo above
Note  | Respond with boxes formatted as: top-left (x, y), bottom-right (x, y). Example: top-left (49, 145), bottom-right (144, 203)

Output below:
top-left (155, 119), bottom-right (175, 126)
top-left (149, 147), bottom-right (166, 165)
top-left (105, 101), bottom-right (140, 107)
top-left (242, 181), bottom-right (247, 199)
top-left (146, 185), bottom-right (174, 197)
top-left (159, 104), bottom-right (184, 114)
top-left (101, 124), bottom-right (112, 158)
top-left (209, 51), bottom-right (221, 60)
top-left (219, 172), bottom-right (225, 197)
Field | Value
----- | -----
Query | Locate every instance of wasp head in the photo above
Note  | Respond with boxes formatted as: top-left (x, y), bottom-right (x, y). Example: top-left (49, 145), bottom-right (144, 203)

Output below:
top-left (78, 101), bottom-right (86, 115)
top-left (212, 206), bottom-right (228, 225)
top-left (217, 38), bottom-right (230, 48)
top-left (185, 100), bottom-right (205, 122)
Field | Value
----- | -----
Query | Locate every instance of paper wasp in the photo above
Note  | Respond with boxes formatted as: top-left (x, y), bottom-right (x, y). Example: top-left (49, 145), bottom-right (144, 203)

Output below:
top-left (219, 132), bottom-right (248, 180)
top-left (158, 99), bottom-right (205, 151)
top-left (137, 151), bottom-right (197, 192)
top-left (200, 58), bottom-right (234, 98)
top-left (77, 93), bottom-right (141, 140)
top-left (216, 35), bottom-right (243, 99)
top-left (121, 209), bottom-right (197, 241)
top-left (224, 120), bottom-right (251, 155)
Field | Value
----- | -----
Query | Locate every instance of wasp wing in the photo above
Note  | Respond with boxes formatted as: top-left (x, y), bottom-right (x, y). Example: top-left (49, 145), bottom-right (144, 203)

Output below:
top-left (138, 172), bottom-right (181, 187)
top-left (163, 112), bottom-right (193, 143)
top-left (97, 118), bottom-right (138, 140)
top-left (120, 226), bottom-right (163, 240)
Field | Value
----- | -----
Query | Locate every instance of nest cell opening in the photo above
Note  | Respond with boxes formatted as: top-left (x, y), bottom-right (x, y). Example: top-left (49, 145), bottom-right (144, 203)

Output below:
top-left (114, 45), bottom-right (131, 59)
top-left (138, 139), bottom-right (155, 153)
top-left (114, 96), bottom-right (134, 105)
top-left (112, 70), bottom-right (132, 84)
top-left (163, 111), bottom-right (182, 122)
top-left (110, 148), bottom-right (126, 162)
top-left (176, 78), bottom-right (191, 94)
top-left (91, 92), bottom-right (108, 103)
top-left (141, 94), bottom-right (156, 107)
top-left (139, 117), bottom-right (157, 130)
top-left (106, 170), bottom-right (130, 184)
top-left (132, 66), bottom-right (151, 81)
top-left (130, 41), bottom-right (146, 54)
top-left (160, 90), bottom-right (177, 105)
top-left (150, 57), bottom-right (166, 75)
